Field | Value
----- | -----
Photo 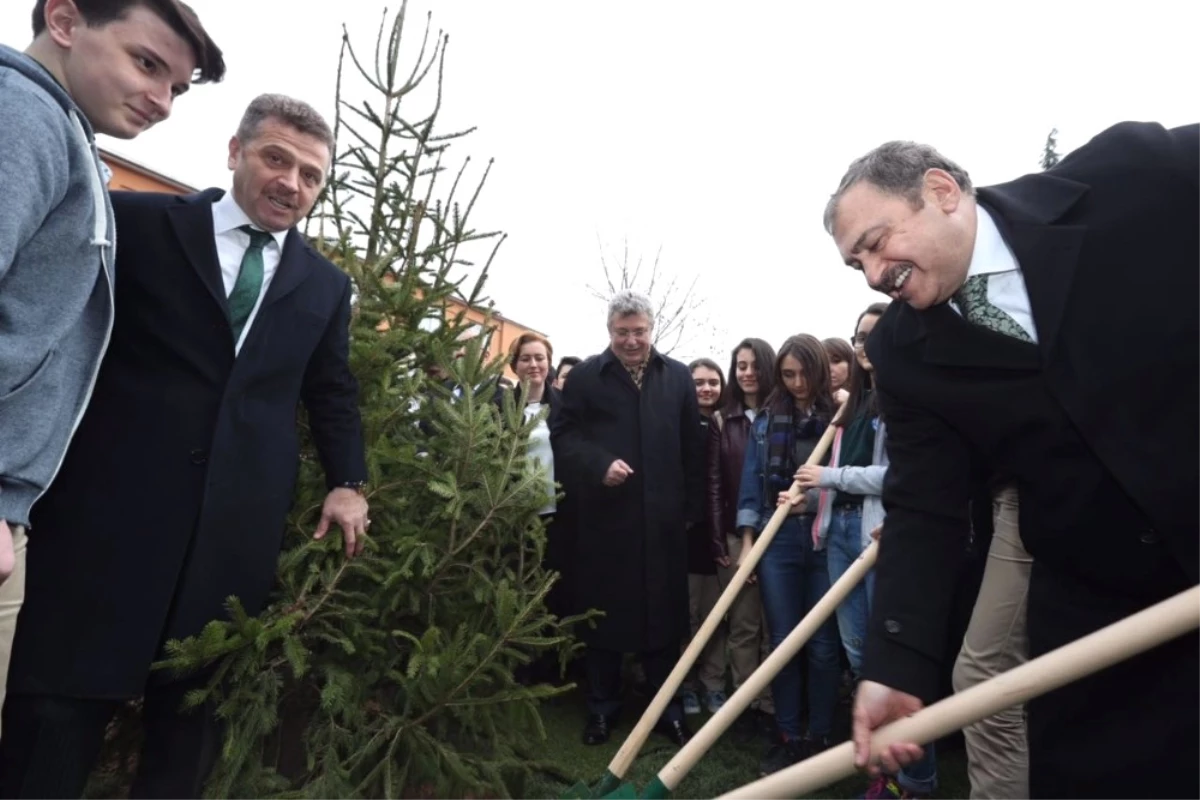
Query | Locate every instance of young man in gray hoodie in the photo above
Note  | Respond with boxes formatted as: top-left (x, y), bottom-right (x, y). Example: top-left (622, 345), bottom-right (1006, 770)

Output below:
top-left (0, 0), bottom-right (223, 729)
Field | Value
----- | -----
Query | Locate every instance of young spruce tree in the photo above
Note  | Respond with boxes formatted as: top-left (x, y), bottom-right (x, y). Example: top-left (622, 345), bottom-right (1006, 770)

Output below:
top-left (151, 6), bottom-right (581, 797)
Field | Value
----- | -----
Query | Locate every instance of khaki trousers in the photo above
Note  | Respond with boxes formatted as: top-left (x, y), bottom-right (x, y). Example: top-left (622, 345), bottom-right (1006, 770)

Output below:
top-left (687, 573), bottom-right (727, 693)
top-left (0, 524), bottom-right (29, 739)
top-left (952, 487), bottom-right (1031, 799)
top-left (716, 533), bottom-right (774, 714)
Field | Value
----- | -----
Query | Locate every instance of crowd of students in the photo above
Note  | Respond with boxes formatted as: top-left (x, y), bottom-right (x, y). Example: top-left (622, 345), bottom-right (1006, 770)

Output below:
top-left (502, 298), bottom-right (947, 797)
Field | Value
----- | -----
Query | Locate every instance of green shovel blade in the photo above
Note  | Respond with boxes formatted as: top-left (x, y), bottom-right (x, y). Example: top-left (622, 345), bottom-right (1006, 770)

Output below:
top-left (561, 769), bottom-right (625, 799)
top-left (639, 776), bottom-right (671, 799)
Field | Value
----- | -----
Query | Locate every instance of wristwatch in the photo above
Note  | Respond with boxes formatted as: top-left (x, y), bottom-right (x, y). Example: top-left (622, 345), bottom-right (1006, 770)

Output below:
top-left (339, 480), bottom-right (368, 495)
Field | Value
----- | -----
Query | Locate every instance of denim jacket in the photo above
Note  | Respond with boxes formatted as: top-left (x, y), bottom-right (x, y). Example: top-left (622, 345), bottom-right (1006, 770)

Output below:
top-left (734, 412), bottom-right (825, 548)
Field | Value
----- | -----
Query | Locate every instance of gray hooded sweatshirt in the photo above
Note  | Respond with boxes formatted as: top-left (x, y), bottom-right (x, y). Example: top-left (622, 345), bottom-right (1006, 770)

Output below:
top-left (0, 44), bottom-right (115, 527)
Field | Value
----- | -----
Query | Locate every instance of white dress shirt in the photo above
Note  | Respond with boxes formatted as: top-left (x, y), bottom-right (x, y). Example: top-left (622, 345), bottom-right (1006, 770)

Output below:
top-left (211, 192), bottom-right (288, 353)
top-left (951, 205), bottom-right (1039, 344)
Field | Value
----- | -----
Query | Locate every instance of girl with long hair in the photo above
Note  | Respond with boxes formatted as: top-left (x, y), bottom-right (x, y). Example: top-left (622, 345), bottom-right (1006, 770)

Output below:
top-left (705, 338), bottom-right (778, 734)
top-left (735, 334), bottom-right (840, 776)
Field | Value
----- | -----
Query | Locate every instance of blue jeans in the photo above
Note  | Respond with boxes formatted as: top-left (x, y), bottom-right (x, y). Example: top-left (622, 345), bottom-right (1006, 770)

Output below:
top-left (897, 741), bottom-right (938, 795)
top-left (825, 506), bottom-right (872, 675)
top-left (826, 506), bottom-right (939, 794)
top-left (756, 516), bottom-right (840, 740)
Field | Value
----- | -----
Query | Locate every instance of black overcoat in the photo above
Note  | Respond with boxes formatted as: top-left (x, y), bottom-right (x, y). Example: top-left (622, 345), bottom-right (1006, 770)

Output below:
top-left (9, 188), bottom-right (366, 698)
top-left (861, 123), bottom-right (1198, 796)
top-left (551, 348), bottom-right (703, 653)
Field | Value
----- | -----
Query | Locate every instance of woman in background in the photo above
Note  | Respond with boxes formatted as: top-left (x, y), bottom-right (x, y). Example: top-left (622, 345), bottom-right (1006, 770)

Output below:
top-left (736, 335), bottom-right (840, 776)
top-left (707, 338), bottom-right (779, 740)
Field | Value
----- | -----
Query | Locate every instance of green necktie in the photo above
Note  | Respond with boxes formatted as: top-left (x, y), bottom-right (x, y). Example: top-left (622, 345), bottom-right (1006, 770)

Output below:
top-left (229, 225), bottom-right (272, 343)
top-left (953, 274), bottom-right (1033, 343)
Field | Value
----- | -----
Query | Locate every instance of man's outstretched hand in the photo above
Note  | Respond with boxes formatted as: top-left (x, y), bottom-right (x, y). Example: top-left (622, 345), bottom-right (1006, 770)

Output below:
top-left (852, 680), bottom-right (926, 775)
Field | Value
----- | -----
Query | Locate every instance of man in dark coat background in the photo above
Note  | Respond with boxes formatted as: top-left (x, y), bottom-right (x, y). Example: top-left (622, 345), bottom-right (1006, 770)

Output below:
top-left (827, 122), bottom-right (1197, 798)
top-left (552, 290), bottom-right (704, 748)
top-left (0, 94), bottom-right (368, 799)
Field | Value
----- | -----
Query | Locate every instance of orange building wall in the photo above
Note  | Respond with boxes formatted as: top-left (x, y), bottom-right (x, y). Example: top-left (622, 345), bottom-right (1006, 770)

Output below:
top-left (99, 152), bottom-right (544, 378)
top-left (104, 156), bottom-right (195, 194)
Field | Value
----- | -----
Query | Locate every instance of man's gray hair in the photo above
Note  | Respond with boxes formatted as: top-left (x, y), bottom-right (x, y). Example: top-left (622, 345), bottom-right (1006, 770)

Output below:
top-left (236, 93), bottom-right (335, 154)
top-left (823, 141), bottom-right (974, 233)
top-left (607, 290), bottom-right (655, 328)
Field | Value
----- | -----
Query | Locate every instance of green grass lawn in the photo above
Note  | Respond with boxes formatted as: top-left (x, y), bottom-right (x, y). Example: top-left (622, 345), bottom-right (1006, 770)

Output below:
top-left (522, 688), bottom-right (969, 799)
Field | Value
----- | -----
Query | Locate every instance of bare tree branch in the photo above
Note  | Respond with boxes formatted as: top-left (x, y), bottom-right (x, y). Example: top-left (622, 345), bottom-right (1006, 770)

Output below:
top-left (587, 236), bottom-right (710, 356)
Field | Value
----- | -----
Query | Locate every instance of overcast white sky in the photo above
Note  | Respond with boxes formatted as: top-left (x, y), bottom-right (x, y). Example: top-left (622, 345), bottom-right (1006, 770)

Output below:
top-left (3, 1), bottom-right (1195, 366)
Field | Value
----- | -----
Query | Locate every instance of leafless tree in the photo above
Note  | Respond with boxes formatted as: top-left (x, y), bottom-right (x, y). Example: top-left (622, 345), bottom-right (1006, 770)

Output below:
top-left (587, 236), bottom-right (711, 356)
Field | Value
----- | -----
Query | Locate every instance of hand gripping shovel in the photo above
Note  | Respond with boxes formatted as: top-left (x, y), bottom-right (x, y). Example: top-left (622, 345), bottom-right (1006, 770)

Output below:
top-left (717, 584), bottom-right (1200, 799)
top-left (565, 415), bottom-right (843, 799)
top-left (632, 539), bottom-right (879, 798)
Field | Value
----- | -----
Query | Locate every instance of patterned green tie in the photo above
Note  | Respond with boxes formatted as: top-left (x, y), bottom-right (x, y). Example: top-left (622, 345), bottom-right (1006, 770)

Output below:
top-left (953, 274), bottom-right (1033, 343)
top-left (229, 225), bottom-right (272, 342)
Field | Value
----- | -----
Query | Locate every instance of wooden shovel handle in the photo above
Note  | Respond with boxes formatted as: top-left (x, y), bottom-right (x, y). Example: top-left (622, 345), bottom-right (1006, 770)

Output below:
top-left (605, 409), bottom-right (842, 778)
top-left (655, 539), bottom-right (878, 790)
top-left (719, 584), bottom-right (1200, 799)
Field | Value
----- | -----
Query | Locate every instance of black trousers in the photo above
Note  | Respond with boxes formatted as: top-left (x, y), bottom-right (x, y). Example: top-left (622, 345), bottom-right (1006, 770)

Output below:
top-left (0, 675), bottom-right (221, 799)
top-left (1025, 562), bottom-right (1199, 799)
top-left (585, 644), bottom-right (682, 723)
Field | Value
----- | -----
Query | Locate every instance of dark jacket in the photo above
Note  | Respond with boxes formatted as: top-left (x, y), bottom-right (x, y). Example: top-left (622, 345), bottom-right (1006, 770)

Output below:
top-left (551, 347), bottom-right (703, 652)
top-left (705, 403), bottom-right (754, 559)
top-left (861, 122), bottom-right (1198, 794)
top-left (9, 188), bottom-right (366, 699)
top-left (686, 416), bottom-right (716, 575)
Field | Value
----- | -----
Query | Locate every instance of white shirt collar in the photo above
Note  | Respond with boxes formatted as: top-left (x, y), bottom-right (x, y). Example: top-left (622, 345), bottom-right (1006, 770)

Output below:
top-left (966, 204), bottom-right (1020, 278)
top-left (212, 191), bottom-right (289, 251)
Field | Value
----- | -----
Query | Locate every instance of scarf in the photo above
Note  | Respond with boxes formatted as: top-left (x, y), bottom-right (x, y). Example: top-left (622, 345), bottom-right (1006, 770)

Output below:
top-left (765, 405), bottom-right (825, 494)
top-left (623, 357), bottom-right (649, 389)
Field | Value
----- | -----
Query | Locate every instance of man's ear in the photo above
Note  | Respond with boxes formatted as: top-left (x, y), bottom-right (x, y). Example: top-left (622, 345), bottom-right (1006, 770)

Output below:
top-left (924, 168), bottom-right (963, 213)
top-left (227, 135), bottom-right (241, 171)
top-left (41, 0), bottom-right (84, 49)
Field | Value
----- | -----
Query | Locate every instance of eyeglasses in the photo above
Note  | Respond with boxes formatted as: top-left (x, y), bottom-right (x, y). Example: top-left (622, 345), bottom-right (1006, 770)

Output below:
top-left (613, 328), bottom-right (650, 339)
top-left (851, 333), bottom-right (869, 348)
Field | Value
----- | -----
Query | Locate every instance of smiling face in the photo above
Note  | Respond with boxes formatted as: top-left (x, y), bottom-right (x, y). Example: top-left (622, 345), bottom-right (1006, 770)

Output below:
top-left (515, 341), bottom-right (550, 387)
top-left (853, 312), bottom-right (881, 372)
top-left (44, 1), bottom-right (197, 138)
top-left (608, 312), bottom-right (652, 367)
top-left (832, 173), bottom-right (976, 310)
top-left (692, 366), bottom-right (722, 411)
top-left (735, 347), bottom-right (758, 399)
top-left (228, 116), bottom-right (330, 232)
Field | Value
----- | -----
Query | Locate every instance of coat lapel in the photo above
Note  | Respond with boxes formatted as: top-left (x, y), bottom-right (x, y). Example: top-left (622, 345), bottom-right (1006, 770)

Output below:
top-left (166, 189), bottom-right (228, 318)
top-left (891, 173), bottom-right (1090, 371)
top-left (260, 229), bottom-right (314, 309)
top-left (977, 175), bottom-right (1088, 360)
top-left (1000, 221), bottom-right (1085, 360)
top-left (234, 229), bottom-right (315, 357)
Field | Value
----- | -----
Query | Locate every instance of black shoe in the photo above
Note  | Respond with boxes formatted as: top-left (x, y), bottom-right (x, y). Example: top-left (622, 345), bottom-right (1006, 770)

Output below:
top-left (583, 714), bottom-right (613, 746)
top-left (734, 708), bottom-right (778, 745)
top-left (755, 709), bottom-right (779, 743)
top-left (655, 718), bottom-right (691, 747)
top-left (759, 737), bottom-right (804, 776)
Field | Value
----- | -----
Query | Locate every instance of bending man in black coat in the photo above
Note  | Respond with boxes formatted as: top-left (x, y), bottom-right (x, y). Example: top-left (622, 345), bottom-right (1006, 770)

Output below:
top-left (551, 290), bottom-right (704, 748)
top-left (824, 122), bottom-right (1197, 798)
top-left (0, 94), bottom-right (369, 799)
